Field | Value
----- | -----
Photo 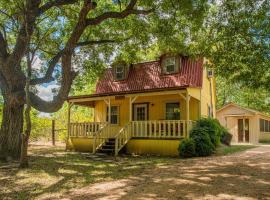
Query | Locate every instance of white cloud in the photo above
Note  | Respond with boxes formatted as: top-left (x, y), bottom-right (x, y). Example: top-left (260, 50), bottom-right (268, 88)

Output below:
top-left (36, 84), bottom-right (59, 101)
top-left (32, 56), bottom-right (44, 70)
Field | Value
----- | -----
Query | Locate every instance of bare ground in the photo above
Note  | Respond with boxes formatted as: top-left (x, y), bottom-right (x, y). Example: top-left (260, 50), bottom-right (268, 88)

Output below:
top-left (0, 145), bottom-right (270, 200)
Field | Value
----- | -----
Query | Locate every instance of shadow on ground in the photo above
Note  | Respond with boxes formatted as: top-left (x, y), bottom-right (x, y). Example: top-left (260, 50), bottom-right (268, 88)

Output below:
top-left (0, 145), bottom-right (270, 200)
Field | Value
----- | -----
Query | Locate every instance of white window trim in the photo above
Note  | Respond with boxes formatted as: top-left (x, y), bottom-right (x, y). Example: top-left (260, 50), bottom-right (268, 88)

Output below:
top-left (164, 57), bottom-right (177, 74)
top-left (115, 65), bottom-right (125, 80)
top-left (107, 105), bottom-right (120, 125)
top-left (165, 101), bottom-right (181, 120)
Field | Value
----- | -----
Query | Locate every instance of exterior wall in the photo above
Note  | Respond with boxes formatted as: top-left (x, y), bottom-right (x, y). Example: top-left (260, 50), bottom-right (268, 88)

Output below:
top-left (67, 138), bottom-right (93, 152)
top-left (216, 105), bottom-right (259, 143)
top-left (125, 139), bottom-right (180, 156)
top-left (200, 66), bottom-right (216, 118)
top-left (94, 93), bottom-right (200, 128)
top-left (257, 114), bottom-right (270, 142)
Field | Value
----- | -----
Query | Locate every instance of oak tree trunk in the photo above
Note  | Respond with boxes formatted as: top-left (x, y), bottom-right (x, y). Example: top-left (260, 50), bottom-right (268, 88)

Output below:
top-left (0, 100), bottom-right (24, 161)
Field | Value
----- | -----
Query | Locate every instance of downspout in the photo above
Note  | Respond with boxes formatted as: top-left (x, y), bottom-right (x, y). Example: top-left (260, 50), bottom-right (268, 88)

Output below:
top-left (209, 78), bottom-right (214, 118)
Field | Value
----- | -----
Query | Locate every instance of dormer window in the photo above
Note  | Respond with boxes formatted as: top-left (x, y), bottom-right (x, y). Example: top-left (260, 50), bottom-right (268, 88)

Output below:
top-left (115, 65), bottom-right (125, 80)
top-left (162, 56), bottom-right (180, 74)
top-left (113, 62), bottom-right (129, 81)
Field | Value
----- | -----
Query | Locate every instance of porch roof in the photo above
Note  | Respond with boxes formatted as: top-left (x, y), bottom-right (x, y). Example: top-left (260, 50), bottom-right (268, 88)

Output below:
top-left (68, 88), bottom-right (189, 107)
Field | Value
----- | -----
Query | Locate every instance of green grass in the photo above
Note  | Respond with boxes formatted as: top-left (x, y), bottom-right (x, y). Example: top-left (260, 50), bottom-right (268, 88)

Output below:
top-left (0, 145), bottom-right (177, 200)
top-left (215, 144), bottom-right (257, 156)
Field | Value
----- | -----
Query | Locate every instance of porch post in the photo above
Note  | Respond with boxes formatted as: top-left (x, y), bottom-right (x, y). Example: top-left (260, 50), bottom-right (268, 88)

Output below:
top-left (129, 96), bottom-right (138, 122)
top-left (129, 97), bottom-right (132, 122)
top-left (186, 92), bottom-right (190, 137)
top-left (67, 102), bottom-right (73, 139)
top-left (108, 98), bottom-right (111, 124)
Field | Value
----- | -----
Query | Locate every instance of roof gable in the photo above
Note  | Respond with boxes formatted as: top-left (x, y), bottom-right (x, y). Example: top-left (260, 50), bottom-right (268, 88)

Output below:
top-left (95, 57), bottom-right (203, 95)
top-left (217, 103), bottom-right (256, 116)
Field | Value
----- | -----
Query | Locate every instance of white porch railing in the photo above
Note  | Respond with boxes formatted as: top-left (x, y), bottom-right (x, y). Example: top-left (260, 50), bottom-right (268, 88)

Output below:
top-left (93, 124), bottom-right (112, 153)
top-left (115, 122), bottom-right (132, 156)
top-left (130, 120), bottom-right (195, 139)
top-left (69, 122), bottom-right (107, 137)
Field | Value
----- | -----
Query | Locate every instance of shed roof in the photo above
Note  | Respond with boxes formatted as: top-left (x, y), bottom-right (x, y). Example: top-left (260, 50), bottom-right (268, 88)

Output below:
top-left (217, 103), bottom-right (270, 118)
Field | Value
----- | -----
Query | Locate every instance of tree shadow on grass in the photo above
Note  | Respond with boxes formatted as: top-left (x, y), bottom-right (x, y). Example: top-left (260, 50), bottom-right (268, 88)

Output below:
top-left (0, 145), bottom-right (270, 200)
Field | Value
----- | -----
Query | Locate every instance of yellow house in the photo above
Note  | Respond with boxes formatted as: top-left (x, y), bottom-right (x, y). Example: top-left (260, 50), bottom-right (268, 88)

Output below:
top-left (217, 103), bottom-right (270, 144)
top-left (67, 54), bottom-right (216, 156)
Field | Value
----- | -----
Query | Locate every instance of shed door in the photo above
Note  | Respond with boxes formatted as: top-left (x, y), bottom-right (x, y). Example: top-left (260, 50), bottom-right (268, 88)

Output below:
top-left (238, 118), bottom-right (249, 143)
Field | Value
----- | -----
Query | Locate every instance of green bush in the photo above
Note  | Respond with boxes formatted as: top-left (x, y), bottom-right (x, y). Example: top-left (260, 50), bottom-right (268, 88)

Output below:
top-left (189, 127), bottom-right (215, 157)
top-left (220, 127), bottom-right (233, 146)
top-left (195, 118), bottom-right (223, 147)
top-left (178, 138), bottom-right (196, 158)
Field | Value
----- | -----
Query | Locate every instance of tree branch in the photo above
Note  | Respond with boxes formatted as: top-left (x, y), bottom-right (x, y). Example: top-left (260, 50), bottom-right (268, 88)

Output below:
top-left (76, 39), bottom-right (117, 47)
top-left (30, 51), bottom-right (62, 85)
top-left (86, 0), bottom-right (154, 26)
top-left (0, 31), bottom-right (8, 58)
top-left (6, 0), bottom-right (41, 68)
top-left (39, 0), bottom-right (79, 15)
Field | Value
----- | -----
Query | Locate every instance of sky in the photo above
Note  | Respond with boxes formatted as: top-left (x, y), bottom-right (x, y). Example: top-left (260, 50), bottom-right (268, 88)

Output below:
top-left (32, 57), bottom-right (59, 102)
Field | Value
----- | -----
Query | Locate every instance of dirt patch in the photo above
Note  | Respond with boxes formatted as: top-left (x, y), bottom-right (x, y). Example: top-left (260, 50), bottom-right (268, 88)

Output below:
top-left (0, 145), bottom-right (270, 200)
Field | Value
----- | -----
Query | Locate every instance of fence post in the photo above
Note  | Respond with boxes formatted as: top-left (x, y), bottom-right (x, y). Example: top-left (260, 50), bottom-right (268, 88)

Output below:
top-left (52, 120), bottom-right (55, 146)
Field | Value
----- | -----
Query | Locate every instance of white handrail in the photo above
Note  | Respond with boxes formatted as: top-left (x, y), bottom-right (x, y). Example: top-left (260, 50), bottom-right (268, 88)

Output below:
top-left (69, 122), bottom-right (107, 138)
top-left (130, 120), bottom-right (195, 138)
top-left (114, 122), bottom-right (132, 156)
top-left (92, 123), bottom-right (111, 153)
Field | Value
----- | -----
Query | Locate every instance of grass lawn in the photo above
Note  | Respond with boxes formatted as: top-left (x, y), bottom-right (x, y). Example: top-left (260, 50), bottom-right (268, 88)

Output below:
top-left (0, 145), bottom-right (177, 200)
top-left (0, 144), bottom-right (261, 200)
top-left (215, 144), bottom-right (257, 156)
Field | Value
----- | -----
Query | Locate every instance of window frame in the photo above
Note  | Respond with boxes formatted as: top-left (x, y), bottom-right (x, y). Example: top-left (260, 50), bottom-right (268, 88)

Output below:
top-left (164, 57), bottom-right (176, 74)
top-left (106, 105), bottom-right (120, 125)
top-left (165, 102), bottom-right (181, 120)
top-left (259, 118), bottom-right (270, 133)
top-left (114, 64), bottom-right (126, 81)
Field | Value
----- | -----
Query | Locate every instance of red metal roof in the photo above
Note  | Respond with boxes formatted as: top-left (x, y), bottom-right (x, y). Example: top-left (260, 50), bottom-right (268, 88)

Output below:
top-left (95, 57), bottom-right (203, 95)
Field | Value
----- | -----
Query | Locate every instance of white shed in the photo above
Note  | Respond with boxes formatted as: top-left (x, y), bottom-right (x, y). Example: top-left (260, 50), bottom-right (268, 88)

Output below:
top-left (216, 103), bottom-right (270, 144)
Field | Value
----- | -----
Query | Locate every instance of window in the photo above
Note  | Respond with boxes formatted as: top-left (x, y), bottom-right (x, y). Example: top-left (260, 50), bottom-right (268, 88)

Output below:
top-left (164, 57), bottom-right (177, 74)
top-left (259, 118), bottom-right (270, 133)
top-left (166, 102), bottom-right (180, 120)
top-left (115, 65), bottom-right (125, 80)
top-left (106, 106), bottom-right (119, 124)
top-left (260, 119), bottom-right (264, 132)
top-left (266, 120), bottom-right (269, 132)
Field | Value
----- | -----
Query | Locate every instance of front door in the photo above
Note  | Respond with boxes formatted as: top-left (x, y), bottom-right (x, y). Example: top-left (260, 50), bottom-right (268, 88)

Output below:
top-left (238, 118), bottom-right (249, 142)
top-left (134, 104), bottom-right (148, 121)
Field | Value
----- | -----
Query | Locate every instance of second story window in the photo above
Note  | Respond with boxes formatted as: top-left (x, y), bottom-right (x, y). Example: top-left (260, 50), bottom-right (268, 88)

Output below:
top-left (115, 65), bottom-right (125, 80)
top-left (164, 57), bottom-right (177, 74)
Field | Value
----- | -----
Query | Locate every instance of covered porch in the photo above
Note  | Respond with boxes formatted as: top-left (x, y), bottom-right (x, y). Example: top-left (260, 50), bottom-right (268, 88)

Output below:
top-left (67, 89), bottom-right (199, 155)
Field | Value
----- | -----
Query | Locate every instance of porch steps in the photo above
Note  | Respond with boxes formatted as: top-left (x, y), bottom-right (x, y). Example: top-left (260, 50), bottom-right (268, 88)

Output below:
top-left (97, 138), bottom-right (116, 155)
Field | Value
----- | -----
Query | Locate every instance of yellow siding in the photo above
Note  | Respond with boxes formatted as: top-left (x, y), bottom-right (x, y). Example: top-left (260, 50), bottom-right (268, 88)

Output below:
top-left (67, 138), bottom-right (93, 152)
top-left (126, 139), bottom-right (180, 156)
top-left (94, 93), bottom-right (200, 128)
top-left (200, 65), bottom-right (216, 118)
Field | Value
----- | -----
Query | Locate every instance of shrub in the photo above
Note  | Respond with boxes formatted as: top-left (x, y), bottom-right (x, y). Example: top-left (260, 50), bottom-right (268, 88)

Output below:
top-left (220, 127), bottom-right (233, 146)
top-left (195, 118), bottom-right (223, 147)
top-left (178, 138), bottom-right (196, 158)
top-left (189, 127), bottom-right (215, 157)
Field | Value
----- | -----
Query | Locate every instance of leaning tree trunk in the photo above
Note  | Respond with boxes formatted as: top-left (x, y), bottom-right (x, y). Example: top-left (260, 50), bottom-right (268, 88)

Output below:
top-left (0, 100), bottom-right (24, 161)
